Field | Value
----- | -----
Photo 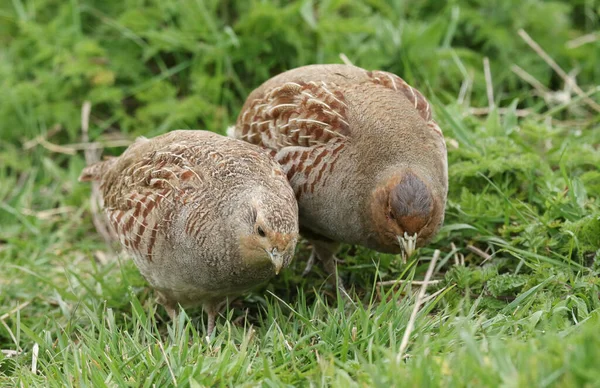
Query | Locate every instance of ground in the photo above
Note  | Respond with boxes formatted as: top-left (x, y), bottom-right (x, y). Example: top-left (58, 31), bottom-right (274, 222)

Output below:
top-left (1, 1), bottom-right (599, 386)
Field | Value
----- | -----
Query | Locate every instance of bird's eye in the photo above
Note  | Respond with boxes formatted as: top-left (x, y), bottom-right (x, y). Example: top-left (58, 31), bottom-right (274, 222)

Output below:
top-left (257, 226), bottom-right (266, 237)
top-left (388, 211), bottom-right (395, 220)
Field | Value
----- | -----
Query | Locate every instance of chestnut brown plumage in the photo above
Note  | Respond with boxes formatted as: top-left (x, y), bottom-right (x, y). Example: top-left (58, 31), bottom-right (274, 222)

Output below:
top-left (80, 130), bottom-right (299, 335)
top-left (230, 64), bottom-right (447, 284)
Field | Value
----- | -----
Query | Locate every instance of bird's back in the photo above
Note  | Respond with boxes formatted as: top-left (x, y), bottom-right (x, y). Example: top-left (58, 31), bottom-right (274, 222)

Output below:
top-left (232, 64), bottom-right (448, 249)
top-left (234, 64), bottom-right (446, 187)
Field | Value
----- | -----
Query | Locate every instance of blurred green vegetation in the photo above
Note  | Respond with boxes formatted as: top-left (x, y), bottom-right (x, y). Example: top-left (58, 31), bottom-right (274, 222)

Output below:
top-left (1, 0), bottom-right (599, 141)
top-left (1, 0), bottom-right (600, 385)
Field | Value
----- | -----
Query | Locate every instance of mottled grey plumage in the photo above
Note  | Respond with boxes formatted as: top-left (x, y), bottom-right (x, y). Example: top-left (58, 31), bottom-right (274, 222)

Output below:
top-left (231, 64), bottom-right (448, 283)
top-left (80, 130), bottom-right (299, 335)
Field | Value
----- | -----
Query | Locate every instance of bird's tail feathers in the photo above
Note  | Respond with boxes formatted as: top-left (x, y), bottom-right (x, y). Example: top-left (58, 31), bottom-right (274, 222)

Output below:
top-left (79, 157), bottom-right (117, 182)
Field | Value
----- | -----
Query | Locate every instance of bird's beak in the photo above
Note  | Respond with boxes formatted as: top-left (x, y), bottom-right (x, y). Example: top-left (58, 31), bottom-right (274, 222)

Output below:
top-left (268, 248), bottom-right (284, 275)
top-left (397, 232), bottom-right (418, 263)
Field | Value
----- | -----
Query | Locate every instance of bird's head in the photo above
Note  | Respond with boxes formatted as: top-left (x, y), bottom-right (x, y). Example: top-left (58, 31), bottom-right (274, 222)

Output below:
top-left (238, 190), bottom-right (299, 275)
top-left (370, 169), bottom-right (444, 261)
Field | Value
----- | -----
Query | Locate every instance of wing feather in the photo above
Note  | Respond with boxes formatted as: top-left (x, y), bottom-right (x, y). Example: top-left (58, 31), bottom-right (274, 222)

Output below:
top-left (236, 81), bottom-right (350, 150)
top-left (274, 139), bottom-right (346, 198)
top-left (235, 68), bottom-right (444, 153)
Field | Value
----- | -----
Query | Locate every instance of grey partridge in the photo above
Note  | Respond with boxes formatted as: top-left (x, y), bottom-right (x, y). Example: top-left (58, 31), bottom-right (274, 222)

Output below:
top-left (79, 130), bottom-right (299, 335)
top-left (230, 64), bottom-right (447, 284)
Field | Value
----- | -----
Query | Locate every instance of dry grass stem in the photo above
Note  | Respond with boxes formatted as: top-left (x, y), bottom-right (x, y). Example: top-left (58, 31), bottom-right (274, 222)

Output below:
top-left (23, 138), bottom-right (132, 155)
top-left (93, 250), bottom-right (112, 265)
top-left (58, 140), bottom-right (133, 152)
top-left (510, 64), bottom-right (551, 95)
top-left (457, 73), bottom-right (473, 105)
top-left (566, 33), bottom-right (599, 49)
top-left (397, 249), bottom-right (441, 362)
top-left (467, 244), bottom-right (493, 264)
top-left (157, 340), bottom-right (177, 386)
top-left (20, 206), bottom-right (76, 220)
top-left (468, 107), bottom-right (532, 117)
top-left (377, 279), bottom-right (442, 287)
top-left (22, 125), bottom-right (63, 150)
top-left (451, 242), bottom-right (460, 266)
top-left (518, 29), bottom-right (600, 112)
top-left (0, 320), bottom-right (19, 352)
top-left (35, 138), bottom-right (78, 155)
top-left (420, 287), bottom-right (447, 305)
top-left (1, 349), bottom-right (20, 357)
top-left (483, 57), bottom-right (494, 110)
top-left (339, 52), bottom-right (354, 66)
top-left (0, 301), bottom-right (32, 321)
top-left (31, 343), bottom-right (39, 374)
top-left (81, 101), bottom-right (94, 163)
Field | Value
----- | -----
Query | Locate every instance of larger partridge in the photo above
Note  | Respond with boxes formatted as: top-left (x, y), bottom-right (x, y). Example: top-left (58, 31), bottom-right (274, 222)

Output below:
top-left (230, 64), bottom-right (447, 284)
top-left (79, 130), bottom-right (299, 335)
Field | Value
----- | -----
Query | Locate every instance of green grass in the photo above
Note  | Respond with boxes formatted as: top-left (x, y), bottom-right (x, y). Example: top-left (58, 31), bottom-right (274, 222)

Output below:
top-left (1, 0), bottom-right (600, 386)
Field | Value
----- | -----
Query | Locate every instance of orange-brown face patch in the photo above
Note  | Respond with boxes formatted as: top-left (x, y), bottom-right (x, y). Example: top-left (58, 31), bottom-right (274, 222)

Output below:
top-left (370, 178), bottom-right (404, 247)
top-left (396, 214), bottom-right (429, 236)
top-left (238, 234), bottom-right (270, 264)
top-left (370, 172), bottom-right (434, 248)
top-left (271, 232), bottom-right (296, 254)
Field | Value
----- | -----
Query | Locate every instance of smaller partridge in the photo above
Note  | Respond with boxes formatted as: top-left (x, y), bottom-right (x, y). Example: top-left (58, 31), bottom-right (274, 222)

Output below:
top-left (80, 130), bottom-right (299, 335)
top-left (231, 64), bottom-right (448, 285)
